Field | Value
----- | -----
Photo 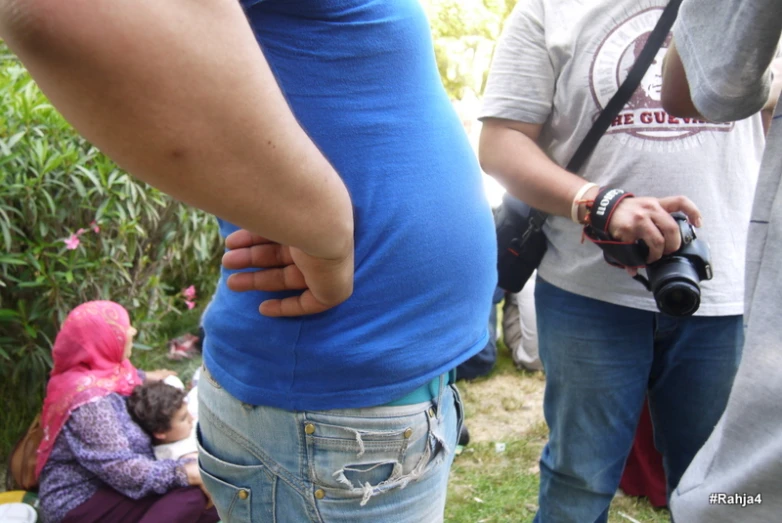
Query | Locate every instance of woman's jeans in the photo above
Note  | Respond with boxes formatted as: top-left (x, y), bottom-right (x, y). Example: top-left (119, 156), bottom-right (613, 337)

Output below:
top-left (533, 279), bottom-right (743, 523)
top-left (197, 364), bottom-right (463, 523)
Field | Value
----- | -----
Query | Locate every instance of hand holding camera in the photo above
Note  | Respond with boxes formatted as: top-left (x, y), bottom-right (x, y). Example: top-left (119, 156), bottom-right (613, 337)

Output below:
top-left (584, 187), bottom-right (712, 316)
top-left (595, 189), bottom-right (703, 264)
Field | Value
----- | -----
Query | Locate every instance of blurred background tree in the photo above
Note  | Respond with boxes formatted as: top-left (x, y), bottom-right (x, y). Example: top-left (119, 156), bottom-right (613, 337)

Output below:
top-left (423, 0), bottom-right (518, 101)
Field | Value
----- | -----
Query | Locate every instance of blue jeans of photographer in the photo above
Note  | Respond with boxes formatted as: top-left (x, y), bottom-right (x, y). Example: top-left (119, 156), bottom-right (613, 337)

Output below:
top-left (533, 278), bottom-right (742, 523)
top-left (197, 364), bottom-right (463, 523)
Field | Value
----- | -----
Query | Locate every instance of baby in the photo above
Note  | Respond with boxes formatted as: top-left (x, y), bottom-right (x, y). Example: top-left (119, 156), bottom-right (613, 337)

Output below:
top-left (127, 380), bottom-right (197, 461)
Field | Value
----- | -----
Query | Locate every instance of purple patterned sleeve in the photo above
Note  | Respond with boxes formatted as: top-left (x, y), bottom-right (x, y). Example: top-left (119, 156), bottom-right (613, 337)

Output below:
top-left (62, 399), bottom-right (189, 499)
top-left (137, 369), bottom-right (146, 382)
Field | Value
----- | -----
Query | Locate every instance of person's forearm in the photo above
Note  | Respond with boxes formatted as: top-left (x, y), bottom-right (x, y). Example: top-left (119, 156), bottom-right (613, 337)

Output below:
top-left (479, 119), bottom-right (597, 219)
top-left (0, 0), bottom-right (352, 260)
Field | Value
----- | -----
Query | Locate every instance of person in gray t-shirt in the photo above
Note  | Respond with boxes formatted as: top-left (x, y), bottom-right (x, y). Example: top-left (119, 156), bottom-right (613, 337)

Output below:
top-left (479, 1), bottom-right (767, 521)
top-left (662, 1), bottom-right (782, 521)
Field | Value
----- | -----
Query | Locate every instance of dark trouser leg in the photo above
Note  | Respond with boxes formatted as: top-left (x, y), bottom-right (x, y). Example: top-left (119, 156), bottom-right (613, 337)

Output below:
top-left (533, 279), bottom-right (653, 523)
top-left (61, 486), bottom-right (218, 523)
top-left (138, 487), bottom-right (218, 523)
top-left (648, 314), bottom-right (743, 499)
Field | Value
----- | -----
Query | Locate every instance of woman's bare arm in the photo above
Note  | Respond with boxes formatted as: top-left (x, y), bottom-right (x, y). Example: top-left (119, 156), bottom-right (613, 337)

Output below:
top-left (0, 0), bottom-right (353, 262)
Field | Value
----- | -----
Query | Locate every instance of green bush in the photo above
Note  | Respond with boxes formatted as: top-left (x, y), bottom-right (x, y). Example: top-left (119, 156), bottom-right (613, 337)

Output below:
top-left (0, 45), bottom-right (222, 426)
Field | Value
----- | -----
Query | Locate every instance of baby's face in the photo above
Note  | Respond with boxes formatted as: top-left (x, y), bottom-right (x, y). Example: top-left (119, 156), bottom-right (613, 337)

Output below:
top-left (163, 403), bottom-right (193, 443)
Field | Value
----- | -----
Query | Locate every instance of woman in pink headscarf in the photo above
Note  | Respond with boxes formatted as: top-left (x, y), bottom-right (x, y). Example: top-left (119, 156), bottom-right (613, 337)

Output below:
top-left (36, 301), bottom-right (218, 523)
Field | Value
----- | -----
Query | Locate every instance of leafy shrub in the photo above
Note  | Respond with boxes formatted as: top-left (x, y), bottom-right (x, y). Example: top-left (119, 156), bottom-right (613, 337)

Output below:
top-left (0, 45), bottom-right (222, 408)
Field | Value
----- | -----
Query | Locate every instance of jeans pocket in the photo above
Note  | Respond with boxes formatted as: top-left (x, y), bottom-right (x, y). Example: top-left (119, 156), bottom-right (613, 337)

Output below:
top-left (304, 409), bottom-right (433, 503)
top-left (197, 427), bottom-right (272, 522)
top-left (198, 466), bottom-right (252, 523)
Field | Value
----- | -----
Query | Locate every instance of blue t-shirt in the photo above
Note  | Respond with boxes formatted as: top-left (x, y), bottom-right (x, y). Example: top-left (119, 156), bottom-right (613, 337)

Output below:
top-left (202, 0), bottom-right (497, 410)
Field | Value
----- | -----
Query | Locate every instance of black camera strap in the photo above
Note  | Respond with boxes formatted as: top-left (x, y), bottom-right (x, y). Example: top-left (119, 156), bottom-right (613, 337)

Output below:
top-left (583, 187), bottom-right (649, 269)
top-left (589, 187), bottom-right (635, 233)
top-left (522, 0), bottom-right (683, 232)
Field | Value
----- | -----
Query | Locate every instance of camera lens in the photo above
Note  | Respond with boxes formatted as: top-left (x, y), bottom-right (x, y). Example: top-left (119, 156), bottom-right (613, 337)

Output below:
top-left (646, 257), bottom-right (702, 316)
top-left (655, 280), bottom-right (700, 316)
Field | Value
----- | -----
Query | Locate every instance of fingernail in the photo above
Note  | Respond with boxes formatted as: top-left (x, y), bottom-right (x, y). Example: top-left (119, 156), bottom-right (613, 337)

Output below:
top-left (695, 217), bottom-right (703, 227)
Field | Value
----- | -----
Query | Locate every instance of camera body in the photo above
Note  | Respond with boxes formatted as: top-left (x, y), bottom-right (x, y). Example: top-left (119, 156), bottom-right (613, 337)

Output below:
top-left (587, 211), bottom-right (712, 316)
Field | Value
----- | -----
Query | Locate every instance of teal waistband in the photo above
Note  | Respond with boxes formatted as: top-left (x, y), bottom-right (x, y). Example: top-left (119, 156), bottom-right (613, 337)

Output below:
top-left (383, 369), bottom-right (456, 407)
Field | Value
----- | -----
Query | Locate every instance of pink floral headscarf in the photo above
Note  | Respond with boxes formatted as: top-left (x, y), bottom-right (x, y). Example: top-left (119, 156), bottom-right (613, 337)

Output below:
top-left (36, 301), bottom-right (143, 478)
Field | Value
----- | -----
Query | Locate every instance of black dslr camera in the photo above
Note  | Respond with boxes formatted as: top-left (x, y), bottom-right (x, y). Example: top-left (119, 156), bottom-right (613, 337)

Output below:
top-left (585, 188), bottom-right (713, 316)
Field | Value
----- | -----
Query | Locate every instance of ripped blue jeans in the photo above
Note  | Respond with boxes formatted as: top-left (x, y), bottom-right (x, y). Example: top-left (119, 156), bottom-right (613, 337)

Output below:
top-left (197, 365), bottom-right (463, 523)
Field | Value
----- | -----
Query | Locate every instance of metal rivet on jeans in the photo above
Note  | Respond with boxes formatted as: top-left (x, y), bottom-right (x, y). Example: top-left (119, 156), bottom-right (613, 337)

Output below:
top-left (403, 428), bottom-right (413, 438)
top-left (315, 489), bottom-right (325, 499)
top-left (305, 423), bottom-right (316, 435)
top-left (238, 489), bottom-right (249, 500)
top-left (428, 408), bottom-right (435, 418)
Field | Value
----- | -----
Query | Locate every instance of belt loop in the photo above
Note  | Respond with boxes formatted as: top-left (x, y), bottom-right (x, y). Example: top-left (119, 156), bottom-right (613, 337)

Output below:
top-left (434, 372), bottom-right (447, 420)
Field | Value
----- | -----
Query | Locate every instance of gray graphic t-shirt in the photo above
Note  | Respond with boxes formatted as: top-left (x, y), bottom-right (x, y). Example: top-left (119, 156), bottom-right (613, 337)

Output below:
top-left (480, 0), bottom-right (765, 315)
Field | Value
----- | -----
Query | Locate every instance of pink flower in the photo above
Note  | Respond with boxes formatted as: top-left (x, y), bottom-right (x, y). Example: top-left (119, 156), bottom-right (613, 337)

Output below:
top-left (182, 285), bottom-right (197, 300)
top-left (90, 221), bottom-right (100, 233)
top-left (185, 300), bottom-right (196, 310)
top-left (64, 234), bottom-right (81, 250)
top-left (76, 228), bottom-right (87, 236)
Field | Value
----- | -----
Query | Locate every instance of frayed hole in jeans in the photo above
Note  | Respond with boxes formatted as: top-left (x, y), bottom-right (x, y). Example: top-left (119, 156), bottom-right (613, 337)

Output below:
top-left (333, 460), bottom-right (401, 490)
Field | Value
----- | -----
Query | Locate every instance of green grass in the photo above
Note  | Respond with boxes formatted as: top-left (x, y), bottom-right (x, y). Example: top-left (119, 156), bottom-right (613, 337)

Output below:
top-left (446, 439), bottom-right (544, 522)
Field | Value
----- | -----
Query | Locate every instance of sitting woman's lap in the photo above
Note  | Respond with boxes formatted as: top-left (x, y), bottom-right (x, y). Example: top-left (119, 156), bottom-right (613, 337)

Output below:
top-left (60, 486), bottom-right (217, 523)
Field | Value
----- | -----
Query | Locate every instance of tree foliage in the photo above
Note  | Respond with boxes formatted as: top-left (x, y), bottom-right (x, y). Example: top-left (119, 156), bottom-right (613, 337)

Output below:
top-left (0, 45), bottom-right (222, 402)
top-left (423, 0), bottom-right (518, 100)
